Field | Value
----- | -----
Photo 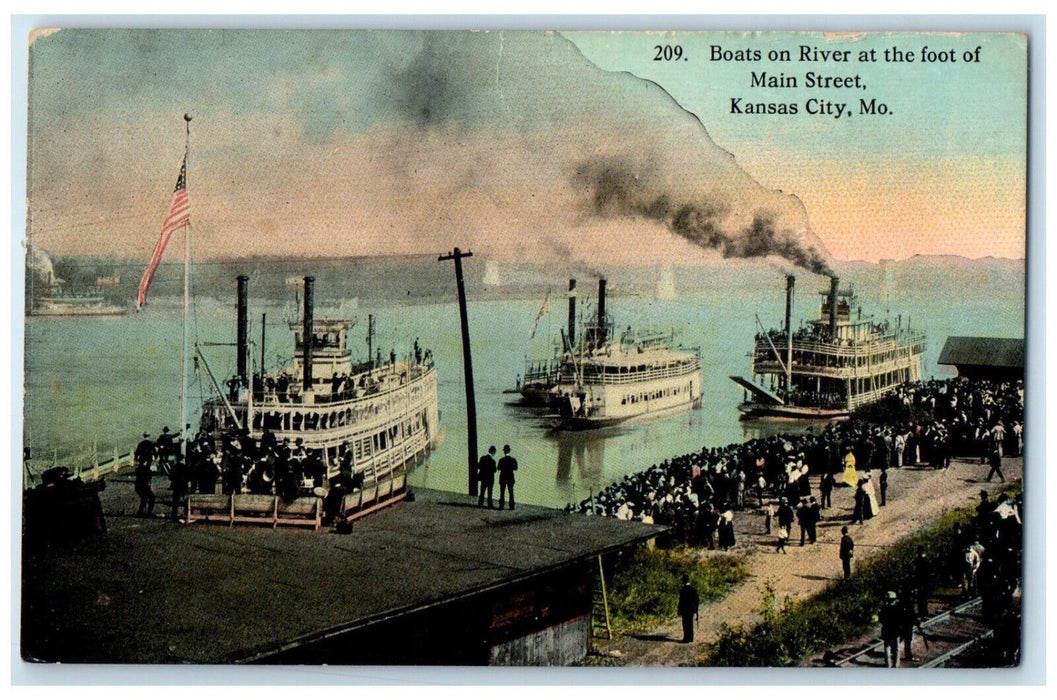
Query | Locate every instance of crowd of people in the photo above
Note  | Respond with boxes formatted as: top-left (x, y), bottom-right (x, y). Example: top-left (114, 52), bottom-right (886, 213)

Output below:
top-left (567, 378), bottom-right (1024, 555)
top-left (133, 424), bottom-right (363, 523)
top-left (875, 486), bottom-right (1022, 667)
top-left (571, 375), bottom-right (1022, 665)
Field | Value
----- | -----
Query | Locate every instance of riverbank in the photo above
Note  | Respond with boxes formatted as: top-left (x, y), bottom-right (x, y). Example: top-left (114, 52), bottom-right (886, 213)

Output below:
top-left (592, 455), bottom-right (1023, 666)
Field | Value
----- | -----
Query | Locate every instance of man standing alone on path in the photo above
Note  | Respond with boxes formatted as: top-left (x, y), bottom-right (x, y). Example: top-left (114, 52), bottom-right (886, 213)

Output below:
top-left (986, 441), bottom-right (1005, 483)
top-left (819, 471), bottom-right (834, 509)
top-left (879, 466), bottom-right (889, 507)
top-left (880, 590), bottom-right (903, 667)
top-left (477, 446), bottom-right (497, 508)
top-left (839, 526), bottom-right (854, 580)
top-left (497, 445), bottom-right (518, 510)
top-left (677, 574), bottom-right (700, 643)
top-left (913, 547), bottom-right (932, 617)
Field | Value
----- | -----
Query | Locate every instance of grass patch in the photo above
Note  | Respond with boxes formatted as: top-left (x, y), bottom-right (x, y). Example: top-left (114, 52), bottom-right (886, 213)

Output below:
top-left (606, 545), bottom-right (748, 635)
top-left (701, 481), bottom-right (1022, 666)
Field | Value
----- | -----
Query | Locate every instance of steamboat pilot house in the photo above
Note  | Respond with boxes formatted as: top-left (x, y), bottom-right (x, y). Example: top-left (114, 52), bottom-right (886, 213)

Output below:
top-left (199, 276), bottom-right (439, 482)
top-left (734, 275), bottom-right (925, 418)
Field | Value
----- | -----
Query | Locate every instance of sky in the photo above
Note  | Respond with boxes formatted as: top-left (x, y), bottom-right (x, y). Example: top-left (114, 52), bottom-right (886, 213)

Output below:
top-left (24, 29), bottom-right (1027, 270)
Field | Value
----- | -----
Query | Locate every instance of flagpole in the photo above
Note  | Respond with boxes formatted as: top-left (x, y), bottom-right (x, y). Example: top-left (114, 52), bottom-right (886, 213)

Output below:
top-left (180, 114), bottom-right (192, 462)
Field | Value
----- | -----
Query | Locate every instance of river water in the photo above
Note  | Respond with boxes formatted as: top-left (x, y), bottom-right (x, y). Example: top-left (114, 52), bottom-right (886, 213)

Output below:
top-left (23, 258), bottom-right (1024, 508)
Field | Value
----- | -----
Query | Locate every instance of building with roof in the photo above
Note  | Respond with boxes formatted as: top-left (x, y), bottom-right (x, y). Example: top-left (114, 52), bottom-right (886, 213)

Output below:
top-left (21, 483), bottom-right (661, 666)
top-left (937, 336), bottom-right (1025, 382)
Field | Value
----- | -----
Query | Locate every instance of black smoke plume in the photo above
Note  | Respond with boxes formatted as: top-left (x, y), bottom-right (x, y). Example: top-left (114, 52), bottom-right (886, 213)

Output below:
top-left (574, 158), bottom-right (834, 278)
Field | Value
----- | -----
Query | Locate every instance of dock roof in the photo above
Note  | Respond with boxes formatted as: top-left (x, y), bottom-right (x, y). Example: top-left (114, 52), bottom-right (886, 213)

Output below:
top-left (937, 336), bottom-right (1025, 369)
top-left (21, 481), bottom-right (661, 665)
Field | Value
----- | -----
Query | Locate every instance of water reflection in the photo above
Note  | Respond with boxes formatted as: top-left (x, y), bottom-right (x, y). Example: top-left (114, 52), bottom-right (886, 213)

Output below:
top-left (548, 430), bottom-right (607, 495)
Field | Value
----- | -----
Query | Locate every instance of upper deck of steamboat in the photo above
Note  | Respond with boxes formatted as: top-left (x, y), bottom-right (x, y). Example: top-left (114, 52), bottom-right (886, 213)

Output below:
top-left (752, 284), bottom-right (926, 371)
top-left (559, 343), bottom-right (701, 385)
top-left (203, 315), bottom-right (437, 440)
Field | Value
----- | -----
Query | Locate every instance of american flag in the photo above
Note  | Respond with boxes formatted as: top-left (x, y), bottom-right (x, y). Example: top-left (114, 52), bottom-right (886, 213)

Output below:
top-left (137, 156), bottom-right (190, 310)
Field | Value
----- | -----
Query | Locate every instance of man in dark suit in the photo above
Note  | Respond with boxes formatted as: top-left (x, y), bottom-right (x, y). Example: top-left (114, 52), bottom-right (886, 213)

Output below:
top-left (840, 526), bottom-right (855, 579)
top-left (497, 445), bottom-right (518, 510)
top-left (677, 574), bottom-right (700, 643)
top-left (477, 446), bottom-right (497, 508)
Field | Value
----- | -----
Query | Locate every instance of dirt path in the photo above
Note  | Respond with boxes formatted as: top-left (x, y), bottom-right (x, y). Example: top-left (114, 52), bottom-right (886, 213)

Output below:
top-left (595, 456), bottom-right (1022, 667)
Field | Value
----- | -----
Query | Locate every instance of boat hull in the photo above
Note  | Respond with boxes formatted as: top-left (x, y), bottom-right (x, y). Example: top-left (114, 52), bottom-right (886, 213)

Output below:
top-left (30, 302), bottom-right (127, 317)
top-left (557, 394), bottom-right (702, 430)
top-left (552, 358), bottom-right (703, 431)
top-left (519, 381), bottom-right (556, 407)
top-left (737, 402), bottom-right (849, 421)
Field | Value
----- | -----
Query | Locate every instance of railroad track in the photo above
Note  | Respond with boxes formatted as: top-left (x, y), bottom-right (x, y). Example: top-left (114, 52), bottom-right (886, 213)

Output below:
top-left (831, 596), bottom-right (997, 668)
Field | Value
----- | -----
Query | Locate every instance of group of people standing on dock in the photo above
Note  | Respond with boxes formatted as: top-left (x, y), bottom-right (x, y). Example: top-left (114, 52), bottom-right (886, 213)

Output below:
top-left (476, 445), bottom-right (519, 510)
top-left (131, 424), bottom-right (366, 523)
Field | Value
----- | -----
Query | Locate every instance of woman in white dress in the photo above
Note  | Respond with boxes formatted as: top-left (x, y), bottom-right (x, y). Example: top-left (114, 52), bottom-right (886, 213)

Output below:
top-left (862, 472), bottom-right (880, 519)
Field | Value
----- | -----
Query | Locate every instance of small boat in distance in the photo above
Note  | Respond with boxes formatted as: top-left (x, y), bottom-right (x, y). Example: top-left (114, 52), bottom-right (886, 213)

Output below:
top-left (31, 292), bottom-right (128, 317)
top-left (26, 245), bottom-right (127, 317)
top-left (522, 278), bottom-right (703, 430)
top-left (731, 274), bottom-right (925, 419)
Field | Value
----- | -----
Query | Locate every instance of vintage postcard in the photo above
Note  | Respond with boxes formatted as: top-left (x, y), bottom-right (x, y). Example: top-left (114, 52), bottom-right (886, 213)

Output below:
top-left (18, 26), bottom-right (1029, 674)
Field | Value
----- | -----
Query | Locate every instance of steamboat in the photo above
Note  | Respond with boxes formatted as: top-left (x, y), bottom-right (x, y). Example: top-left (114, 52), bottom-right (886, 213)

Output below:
top-left (30, 292), bottom-right (127, 317)
top-left (731, 275), bottom-right (925, 419)
top-left (191, 275), bottom-right (440, 524)
top-left (26, 245), bottom-right (126, 317)
top-left (522, 278), bottom-right (703, 430)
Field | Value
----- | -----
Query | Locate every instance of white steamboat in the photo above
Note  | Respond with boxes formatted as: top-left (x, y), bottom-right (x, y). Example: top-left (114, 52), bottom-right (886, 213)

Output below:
top-left (196, 276), bottom-right (439, 519)
top-left (732, 275), bottom-right (926, 419)
top-left (546, 279), bottom-right (702, 430)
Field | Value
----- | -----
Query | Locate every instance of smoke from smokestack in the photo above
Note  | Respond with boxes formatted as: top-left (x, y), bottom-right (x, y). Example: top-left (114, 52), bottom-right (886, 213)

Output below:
top-left (31, 31), bottom-right (831, 270)
top-left (573, 158), bottom-right (834, 277)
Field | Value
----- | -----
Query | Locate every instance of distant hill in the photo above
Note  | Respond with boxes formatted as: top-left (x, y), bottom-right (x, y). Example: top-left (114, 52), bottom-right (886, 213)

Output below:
top-left (31, 252), bottom-right (1025, 308)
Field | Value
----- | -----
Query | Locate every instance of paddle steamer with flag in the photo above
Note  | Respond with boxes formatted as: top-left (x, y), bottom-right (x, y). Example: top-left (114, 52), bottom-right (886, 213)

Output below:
top-left (731, 275), bottom-right (926, 419)
top-left (133, 117), bottom-right (439, 527)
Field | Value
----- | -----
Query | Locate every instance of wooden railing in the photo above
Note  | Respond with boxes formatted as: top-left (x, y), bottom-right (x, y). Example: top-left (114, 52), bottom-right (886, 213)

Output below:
top-left (185, 469), bottom-right (408, 530)
top-left (560, 359), bottom-right (701, 386)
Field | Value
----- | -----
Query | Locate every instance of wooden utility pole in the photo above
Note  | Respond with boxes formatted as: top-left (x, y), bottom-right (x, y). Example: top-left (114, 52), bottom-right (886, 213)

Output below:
top-left (439, 248), bottom-right (478, 496)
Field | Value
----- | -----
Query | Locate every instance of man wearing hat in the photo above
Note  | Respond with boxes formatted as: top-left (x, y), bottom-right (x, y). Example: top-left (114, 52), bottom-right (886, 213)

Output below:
top-left (796, 498), bottom-right (810, 546)
top-left (677, 574), bottom-right (700, 643)
top-left (497, 445), bottom-right (518, 510)
top-left (134, 432), bottom-right (156, 516)
top-left (155, 426), bottom-right (175, 474)
top-left (776, 497), bottom-right (795, 538)
top-left (477, 446), bottom-right (497, 509)
top-left (135, 432), bottom-right (155, 472)
top-left (839, 526), bottom-right (854, 579)
top-left (806, 496), bottom-right (821, 544)
top-left (880, 590), bottom-right (903, 667)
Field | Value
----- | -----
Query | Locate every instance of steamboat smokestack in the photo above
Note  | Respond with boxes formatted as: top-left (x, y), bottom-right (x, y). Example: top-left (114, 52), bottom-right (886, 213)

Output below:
top-left (785, 274), bottom-right (795, 400)
top-left (567, 279), bottom-right (577, 347)
top-left (597, 278), bottom-right (607, 346)
top-left (828, 276), bottom-right (840, 337)
top-left (236, 275), bottom-right (249, 385)
top-left (302, 276), bottom-right (315, 391)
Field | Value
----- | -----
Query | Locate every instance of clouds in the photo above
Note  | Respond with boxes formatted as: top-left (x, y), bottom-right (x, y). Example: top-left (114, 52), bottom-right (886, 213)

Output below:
top-left (28, 30), bottom-right (821, 270)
